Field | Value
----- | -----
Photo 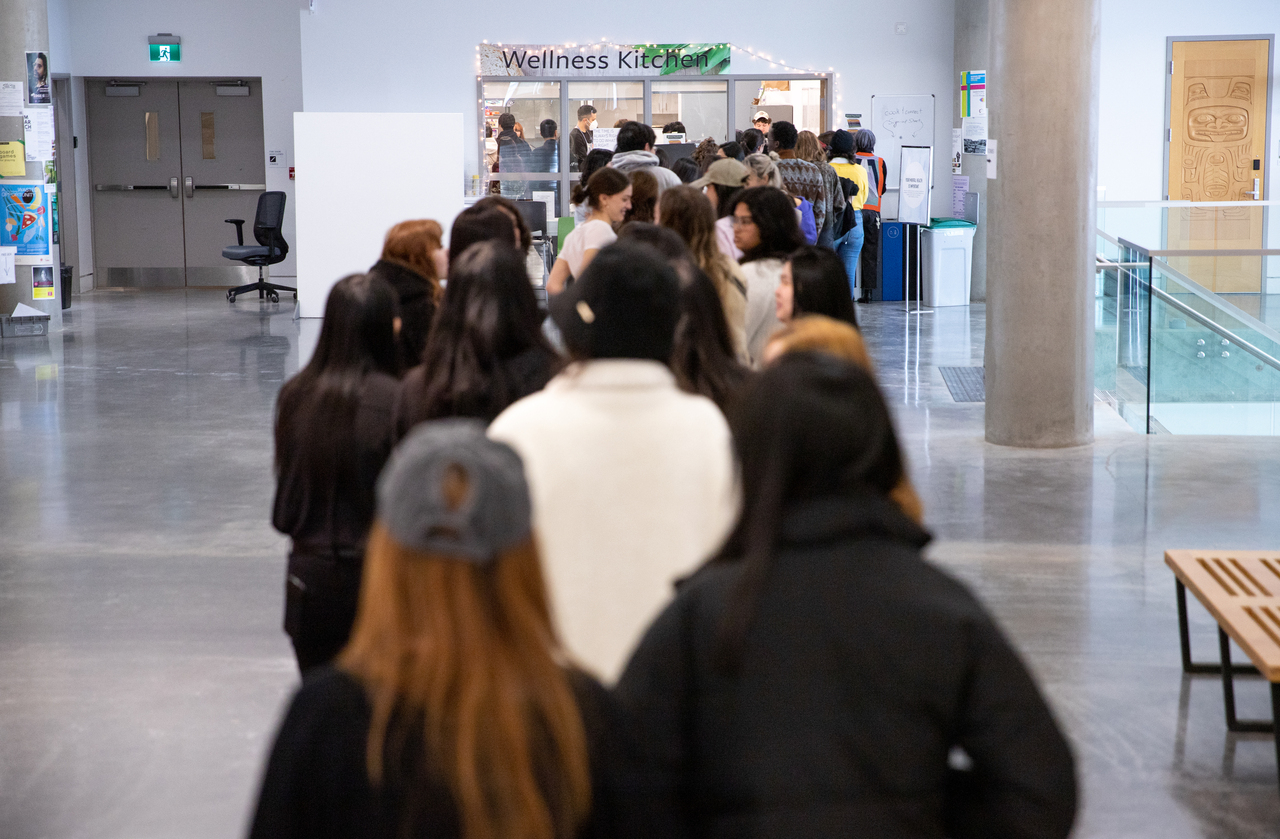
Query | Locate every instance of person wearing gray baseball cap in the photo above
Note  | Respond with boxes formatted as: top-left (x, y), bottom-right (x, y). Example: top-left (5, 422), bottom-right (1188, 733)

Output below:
top-left (249, 418), bottom-right (615, 839)
top-left (691, 157), bottom-right (750, 261)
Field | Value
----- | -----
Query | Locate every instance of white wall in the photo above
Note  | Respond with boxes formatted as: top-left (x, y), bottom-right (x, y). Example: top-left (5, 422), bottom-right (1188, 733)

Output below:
top-left (299, 0), bottom-right (957, 212)
top-left (1098, 0), bottom-right (1280, 287)
top-left (294, 112), bottom-right (463, 318)
top-left (46, 0), bottom-right (304, 280)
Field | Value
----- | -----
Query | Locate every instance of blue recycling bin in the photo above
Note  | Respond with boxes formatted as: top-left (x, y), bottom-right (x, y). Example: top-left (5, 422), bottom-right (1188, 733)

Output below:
top-left (880, 221), bottom-right (906, 302)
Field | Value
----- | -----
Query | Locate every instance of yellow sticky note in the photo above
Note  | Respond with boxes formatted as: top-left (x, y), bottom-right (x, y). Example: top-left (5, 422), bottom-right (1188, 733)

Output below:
top-left (0, 142), bottom-right (25, 176)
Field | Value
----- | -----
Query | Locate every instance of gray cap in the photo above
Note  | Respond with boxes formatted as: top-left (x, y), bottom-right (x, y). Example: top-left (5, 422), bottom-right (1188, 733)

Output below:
top-left (376, 418), bottom-right (532, 563)
top-left (691, 157), bottom-right (749, 190)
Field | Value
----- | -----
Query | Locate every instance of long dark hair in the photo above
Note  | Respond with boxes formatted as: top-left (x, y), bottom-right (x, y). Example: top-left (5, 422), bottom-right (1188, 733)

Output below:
top-left (672, 261), bottom-right (751, 412)
top-left (712, 354), bottom-right (905, 670)
top-left (449, 207), bottom-right (520, 267)
top-left (274, 274), bottom-right (401, 528)
top-left (618, 223), bottom-right (750, 411)
top-left (571, 149), bottom-right (614, 204)
top-left (411, 241), bottom-right (557, 424)
top-left (731, 186), bottom-right (804, 264)
top-left (474, 195), bottom-right (533, 252)
top-left (788, 246), bottom-right (858, 327)
top-left (740, 128), bottom-right (765, 155)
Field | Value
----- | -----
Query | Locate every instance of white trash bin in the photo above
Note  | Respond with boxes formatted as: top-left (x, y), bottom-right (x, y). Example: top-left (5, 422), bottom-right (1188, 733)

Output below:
top-left (921, 219), bottom-right (976, 307)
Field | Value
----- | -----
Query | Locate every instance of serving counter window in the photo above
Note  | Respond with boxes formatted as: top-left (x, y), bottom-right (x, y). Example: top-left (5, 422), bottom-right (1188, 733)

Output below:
top-left (478, 43), bottom-right (829, 216)
top-left (651, 80), bottom-right (728, 144)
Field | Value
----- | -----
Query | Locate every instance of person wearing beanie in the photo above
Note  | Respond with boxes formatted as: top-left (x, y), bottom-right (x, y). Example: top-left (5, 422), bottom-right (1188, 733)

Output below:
top-left (828, 129), bottom-right (870, 299)
top-left (854, 128), bottom-right (888, 303)
top-left (250, 419), bottom-right (618, 839)
top-left (489, 242), bottom-right (737, 682)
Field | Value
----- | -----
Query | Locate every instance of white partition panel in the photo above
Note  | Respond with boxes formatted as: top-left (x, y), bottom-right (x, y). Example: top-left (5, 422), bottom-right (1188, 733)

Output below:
top-left (294, 112), bottom-right (463, 318)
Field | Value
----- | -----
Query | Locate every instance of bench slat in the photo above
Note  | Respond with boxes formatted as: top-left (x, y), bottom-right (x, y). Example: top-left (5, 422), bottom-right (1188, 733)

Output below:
top-left (1166, 550), bottom-right (1280, 681)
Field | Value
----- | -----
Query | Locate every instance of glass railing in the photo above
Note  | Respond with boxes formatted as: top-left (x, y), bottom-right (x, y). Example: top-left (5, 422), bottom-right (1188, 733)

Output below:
top-left (1096, 218), bottom-right (1280, 434)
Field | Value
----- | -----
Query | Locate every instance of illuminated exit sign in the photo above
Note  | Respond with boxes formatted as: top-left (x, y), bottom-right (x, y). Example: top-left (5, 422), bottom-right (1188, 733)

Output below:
top-left (149, 43), bottom-right (181, 62)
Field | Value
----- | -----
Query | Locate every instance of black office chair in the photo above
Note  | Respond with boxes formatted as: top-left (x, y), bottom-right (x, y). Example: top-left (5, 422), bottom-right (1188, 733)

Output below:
top-left (223, 191), bottom-right (293, 303)
top-left (514, 199), bottom-right (551, 308)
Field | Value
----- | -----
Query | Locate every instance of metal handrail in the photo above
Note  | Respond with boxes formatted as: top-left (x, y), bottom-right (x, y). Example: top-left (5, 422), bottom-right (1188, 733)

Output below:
top-left (1096, 228), bottom-right (1280, 375)
top-left (1147, 284), bottom-right (1280, 375)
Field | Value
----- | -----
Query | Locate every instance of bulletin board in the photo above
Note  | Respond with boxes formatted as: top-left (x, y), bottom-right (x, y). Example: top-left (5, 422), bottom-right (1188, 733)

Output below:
top-left (870, 94), bottom-right (935, 191)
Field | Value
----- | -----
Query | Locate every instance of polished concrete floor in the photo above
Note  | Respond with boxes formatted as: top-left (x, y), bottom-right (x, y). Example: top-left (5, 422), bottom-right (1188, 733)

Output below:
top-left (1, 289), bottom-right (1279, 838)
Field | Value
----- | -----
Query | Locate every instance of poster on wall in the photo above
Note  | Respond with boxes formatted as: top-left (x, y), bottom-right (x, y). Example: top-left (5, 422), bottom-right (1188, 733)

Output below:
top-left (960, 71), bottom-right (986, 118)
top-left (962, 116), bottom-right (987, 155)
top-left (25, 52), bottom-right (50, 104)
top-left (952, 128), bottom-right (962, 173)
top-left (0, 81), bottom-right (22, 117)
top-left (1, 182), bottom-right (53, 265)
top-left (31, 265), bottom-right (54, 299)
top-left (22, 109), bottom-right (53, 161)
top-left (478, 43), bottom-right (731, 77)
top-left (897, 146), bottom-right (933, 225)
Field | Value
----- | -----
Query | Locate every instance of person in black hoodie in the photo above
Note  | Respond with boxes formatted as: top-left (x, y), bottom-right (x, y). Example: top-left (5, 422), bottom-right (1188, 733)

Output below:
top-left (612, 353), bottom-right (1078, 839)
top-left (367, 219), bottom-right (445, 368)
top-left (272, 273), bottom-right (402, 673)
top-left (393, 241), bottom-right (559, 437)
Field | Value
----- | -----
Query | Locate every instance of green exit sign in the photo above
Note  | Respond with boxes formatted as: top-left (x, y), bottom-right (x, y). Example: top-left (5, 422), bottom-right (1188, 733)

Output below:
top-left (149, 43), bottom-right (181, 62)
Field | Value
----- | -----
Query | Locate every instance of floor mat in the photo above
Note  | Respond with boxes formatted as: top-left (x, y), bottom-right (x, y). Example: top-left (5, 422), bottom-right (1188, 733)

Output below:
top-left (939, 366), bottom-right (985, 402)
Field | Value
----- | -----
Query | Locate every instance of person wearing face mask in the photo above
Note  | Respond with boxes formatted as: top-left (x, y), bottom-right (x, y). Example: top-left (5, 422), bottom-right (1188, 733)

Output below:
top-left (547, 168), bottom-right (632, 294)
top-left (570, 105), bottom-right (597, 173)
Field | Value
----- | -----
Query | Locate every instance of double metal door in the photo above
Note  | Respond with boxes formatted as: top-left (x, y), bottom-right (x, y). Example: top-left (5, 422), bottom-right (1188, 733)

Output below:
top-left (88, 78), bottom-right (266, 287)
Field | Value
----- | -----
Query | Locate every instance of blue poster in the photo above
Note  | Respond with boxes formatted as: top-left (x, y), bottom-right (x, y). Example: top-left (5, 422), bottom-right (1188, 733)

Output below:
top-left (1, 183), bottom-right (52, 265)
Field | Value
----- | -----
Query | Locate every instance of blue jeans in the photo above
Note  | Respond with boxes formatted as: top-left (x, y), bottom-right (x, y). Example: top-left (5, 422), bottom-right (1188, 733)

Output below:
top-left (835, 211), bottom-right (864, 297)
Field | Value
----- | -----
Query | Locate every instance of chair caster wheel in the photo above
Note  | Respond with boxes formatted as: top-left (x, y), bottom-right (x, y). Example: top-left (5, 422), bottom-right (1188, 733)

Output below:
top-left (268, 291), bottom-right (280, 303)
top-left (227, 291), bottom-right (236, 303)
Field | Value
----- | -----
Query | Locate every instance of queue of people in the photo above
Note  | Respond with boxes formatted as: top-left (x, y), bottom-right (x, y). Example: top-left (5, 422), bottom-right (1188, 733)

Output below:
top-left (252, 121), bottom-right (1078, 839)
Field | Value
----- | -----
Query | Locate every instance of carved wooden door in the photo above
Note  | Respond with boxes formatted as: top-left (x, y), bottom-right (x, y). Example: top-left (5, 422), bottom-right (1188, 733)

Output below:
top-left (1166, 39), bottom-right (1269, 293)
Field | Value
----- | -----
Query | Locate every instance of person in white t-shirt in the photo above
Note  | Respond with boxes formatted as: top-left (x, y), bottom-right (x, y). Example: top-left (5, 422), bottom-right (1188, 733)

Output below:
top-left (548, 167), bottom-right (632, 295)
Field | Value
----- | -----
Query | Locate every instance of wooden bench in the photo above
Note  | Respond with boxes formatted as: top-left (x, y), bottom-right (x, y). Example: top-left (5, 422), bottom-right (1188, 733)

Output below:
top-left (1166, 550), bottom-right (1280, 794)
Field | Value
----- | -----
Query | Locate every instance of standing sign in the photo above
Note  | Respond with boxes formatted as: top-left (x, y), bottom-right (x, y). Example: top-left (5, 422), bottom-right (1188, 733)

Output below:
top-left (897, 146), bottom-right (933, 225)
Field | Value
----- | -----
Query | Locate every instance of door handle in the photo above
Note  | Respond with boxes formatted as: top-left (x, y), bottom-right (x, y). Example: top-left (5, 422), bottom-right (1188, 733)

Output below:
top-left (169, 177), bottom-right (179, 198)
top-left (184, 176), bottom-right (193, 198)
top-left (1244, 178), bottom-right (1261, 200)
top-left (95, 184), bottom-right (171, 191)
top-left (191, 183), bottom-right (267, 191)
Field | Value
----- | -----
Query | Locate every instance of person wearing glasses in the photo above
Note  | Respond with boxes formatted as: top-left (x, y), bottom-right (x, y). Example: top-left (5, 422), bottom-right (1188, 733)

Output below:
top-left (729, 186), bottom-right (804, 366)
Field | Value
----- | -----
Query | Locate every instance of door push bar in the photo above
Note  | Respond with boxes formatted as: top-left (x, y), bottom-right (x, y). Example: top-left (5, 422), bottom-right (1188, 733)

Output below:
top-left (192, 183), bottom-right (267, 191)
top-left (97, 179), bottom-right (265, 198)
top-left (95, 182), bottom-right (174, 193)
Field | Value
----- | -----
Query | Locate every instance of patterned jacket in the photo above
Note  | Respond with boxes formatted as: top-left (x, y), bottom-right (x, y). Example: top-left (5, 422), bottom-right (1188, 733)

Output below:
top-left (775, 152), bottom-right (832, 234)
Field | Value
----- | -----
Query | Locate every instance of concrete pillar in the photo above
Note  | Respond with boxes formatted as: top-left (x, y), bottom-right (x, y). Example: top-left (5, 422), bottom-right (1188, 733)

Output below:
top-left (984, 0), bottom-right (1099, 447)
top-left (0, 0), bottom-right (61, 331)
top-left (953, 0), bottom-right (989, 302)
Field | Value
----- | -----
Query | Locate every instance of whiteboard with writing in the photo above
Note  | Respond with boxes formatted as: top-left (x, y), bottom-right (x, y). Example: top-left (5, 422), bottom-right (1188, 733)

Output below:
top-left (870, 94), bottom-right (935, 190)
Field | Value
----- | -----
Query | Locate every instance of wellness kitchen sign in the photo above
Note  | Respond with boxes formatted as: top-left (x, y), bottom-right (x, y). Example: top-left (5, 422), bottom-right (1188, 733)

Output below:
top-left (479, 43), bottom-right (731, 77)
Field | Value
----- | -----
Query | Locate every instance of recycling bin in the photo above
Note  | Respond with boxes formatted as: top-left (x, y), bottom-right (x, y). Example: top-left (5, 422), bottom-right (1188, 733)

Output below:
top-left (921, 218), bottom-right (976, 307)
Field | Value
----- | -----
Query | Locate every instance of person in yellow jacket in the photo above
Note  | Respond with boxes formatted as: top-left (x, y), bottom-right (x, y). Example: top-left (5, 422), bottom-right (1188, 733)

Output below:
top-left (827, 130), bottom-right (869, 299)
